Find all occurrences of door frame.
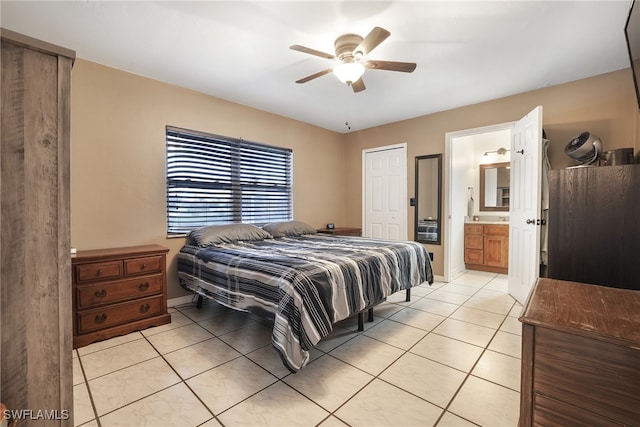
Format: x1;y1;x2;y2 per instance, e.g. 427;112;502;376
444;123;514;282
362;143;408;239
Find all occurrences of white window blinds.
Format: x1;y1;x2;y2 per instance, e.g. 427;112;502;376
166;126;293;235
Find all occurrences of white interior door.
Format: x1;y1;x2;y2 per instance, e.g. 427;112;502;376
508;106;543;304
363;144;407;240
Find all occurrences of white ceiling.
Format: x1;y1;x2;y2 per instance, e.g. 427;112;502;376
1;1;634;133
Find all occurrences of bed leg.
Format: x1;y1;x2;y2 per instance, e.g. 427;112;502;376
367;307;374;322
357;312;364;331
405;288;411;302
196;295;203;309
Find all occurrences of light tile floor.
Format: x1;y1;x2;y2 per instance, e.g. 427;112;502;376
73;271;523;427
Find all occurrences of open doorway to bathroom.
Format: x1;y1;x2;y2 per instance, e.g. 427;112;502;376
444;123;513;283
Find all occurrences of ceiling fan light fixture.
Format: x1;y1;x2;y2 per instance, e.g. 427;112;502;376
291;27;415;92
333;62;365;84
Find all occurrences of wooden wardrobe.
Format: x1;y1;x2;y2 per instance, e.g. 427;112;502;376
547;164;640;290
1;29;75;425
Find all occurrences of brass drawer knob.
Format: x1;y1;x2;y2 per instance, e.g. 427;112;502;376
95;289;107;298
138;282;150;291
141;263;147;270
96;269;103;276
140;303;151;313
95;313;107;324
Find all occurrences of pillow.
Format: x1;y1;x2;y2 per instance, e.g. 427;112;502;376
262;220;317;238
187;223;272;247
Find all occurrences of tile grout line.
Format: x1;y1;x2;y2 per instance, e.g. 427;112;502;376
377;280;487;426
140;318;221;427
307;283;456;426
75;351;103;427
78;273;519;427
276;278;505;426
432;294;519;426
80;305;225;426
376;275;516;426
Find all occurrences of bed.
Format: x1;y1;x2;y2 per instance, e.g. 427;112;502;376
177;221;433;372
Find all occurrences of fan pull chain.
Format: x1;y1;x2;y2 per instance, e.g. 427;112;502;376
344;86;352;131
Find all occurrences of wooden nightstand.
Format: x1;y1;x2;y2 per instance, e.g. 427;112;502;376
317;227;362;236
72;244;171;348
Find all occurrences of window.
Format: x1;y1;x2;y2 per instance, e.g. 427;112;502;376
166;126;293;235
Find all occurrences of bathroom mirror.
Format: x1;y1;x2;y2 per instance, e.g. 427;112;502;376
480;162;510;211
414;154;442;244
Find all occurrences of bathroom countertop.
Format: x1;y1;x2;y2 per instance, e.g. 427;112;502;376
466;221;509;225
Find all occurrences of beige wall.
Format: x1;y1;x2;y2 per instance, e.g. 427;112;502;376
344;69;639;275
70;59;347;298
71;59;638;291
636;101;640;150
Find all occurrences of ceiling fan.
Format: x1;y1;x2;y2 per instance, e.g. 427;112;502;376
290;26;416;93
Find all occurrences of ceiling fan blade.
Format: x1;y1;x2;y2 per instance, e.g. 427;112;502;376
290;44;336;60
295;68;333;84
355;27;390;56
351;78;366;93
365;60;416;73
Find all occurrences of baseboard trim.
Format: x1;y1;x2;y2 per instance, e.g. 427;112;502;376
167;295;195;308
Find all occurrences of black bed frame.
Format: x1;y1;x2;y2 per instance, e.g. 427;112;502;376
194;287;412;332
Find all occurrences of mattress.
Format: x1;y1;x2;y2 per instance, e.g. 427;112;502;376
177;234;433;372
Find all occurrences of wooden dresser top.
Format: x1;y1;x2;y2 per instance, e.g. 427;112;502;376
519;278;640;347
72;244;169;263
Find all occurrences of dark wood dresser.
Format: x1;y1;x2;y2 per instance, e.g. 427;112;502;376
548;164;640;290
317;227;362;236
519;278;640;426
72;245;171;348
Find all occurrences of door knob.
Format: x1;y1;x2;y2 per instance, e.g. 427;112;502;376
526;219;535;224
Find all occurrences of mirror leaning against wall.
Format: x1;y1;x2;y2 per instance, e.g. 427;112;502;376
415;154;442;244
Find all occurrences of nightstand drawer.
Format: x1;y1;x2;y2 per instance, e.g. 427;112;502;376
76;295;164;334
124;255;162;276
76;275;163;309
75;260;123;283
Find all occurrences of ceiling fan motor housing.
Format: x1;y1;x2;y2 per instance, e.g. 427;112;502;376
334;34;364;61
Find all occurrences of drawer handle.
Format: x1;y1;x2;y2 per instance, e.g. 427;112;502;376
141;263;147;270
140;303;150;313
94;289;107;298
95;313;107;324
138;282;150;291
96;269;103;276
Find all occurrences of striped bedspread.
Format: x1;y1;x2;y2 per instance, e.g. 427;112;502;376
177;234;433;372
